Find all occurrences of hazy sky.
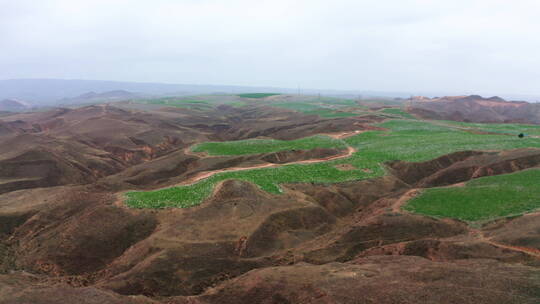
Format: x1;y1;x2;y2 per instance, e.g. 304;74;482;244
2;0;540;95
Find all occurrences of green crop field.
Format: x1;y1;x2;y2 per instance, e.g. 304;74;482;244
303;109;358;118
229;101;247;107
442;120;540;137
135;95;257;108
404;169;540;221
316;98;360;107
126;119;540;209
359;99;405;106
136;98;213;109
271;102;322;112
238;93;281;98
270;102;360;118
191;135;348;156
380;108;416;119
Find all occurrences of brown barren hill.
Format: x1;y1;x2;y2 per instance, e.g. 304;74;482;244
408;95;540;124
0;101;539;304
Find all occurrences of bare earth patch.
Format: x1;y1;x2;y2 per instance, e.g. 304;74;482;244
335;164;357;171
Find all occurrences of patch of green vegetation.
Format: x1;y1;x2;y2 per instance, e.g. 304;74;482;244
126;179;215;208
271;102;322;112
127;119;540;208
136;98;213;110
302;97;367;109
318;98;360;107
271;102;359;118
192;135;347;156
345;119;540;164
126;156;375;208
404;169;540;221
229;101;247;107
303;109;358;118
380;108;416;119
442;120;540;137
238;93;281;98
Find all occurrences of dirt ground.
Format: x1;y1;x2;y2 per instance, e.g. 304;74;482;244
0;104;539;304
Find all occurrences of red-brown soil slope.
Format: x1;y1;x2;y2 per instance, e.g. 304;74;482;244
0;104;379;194
0;104;539;303
408;95;540;124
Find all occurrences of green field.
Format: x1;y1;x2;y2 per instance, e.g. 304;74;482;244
303;109;358;118
380;108;416;119
191;135;348;156
270;102;322;112
126;119;540;209
270;101;361;118
404;169;540;221
316;98;360;107
443;120;540;136
136;98;213;110
238;93;281;98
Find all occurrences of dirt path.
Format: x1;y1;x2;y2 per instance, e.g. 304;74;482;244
183;146;208;158
469;229;540;258
324;130;365;139
179;146;357;186
391;189;421;212
323;123;388;139
390;185;540;259
486;240;540;257
184;128;368;158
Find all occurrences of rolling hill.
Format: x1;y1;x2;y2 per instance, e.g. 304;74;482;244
0;94;539;304
409;95;540;124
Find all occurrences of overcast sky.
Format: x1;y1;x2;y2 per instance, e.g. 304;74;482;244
2;0;540;96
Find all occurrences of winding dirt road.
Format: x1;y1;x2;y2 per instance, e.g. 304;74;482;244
180;146;357;186
394;187;540;259
470;229;540;258
178;129;369;186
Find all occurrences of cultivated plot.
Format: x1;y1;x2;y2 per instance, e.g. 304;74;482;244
404;169;540;222
191;135;347;156
127;119;540;208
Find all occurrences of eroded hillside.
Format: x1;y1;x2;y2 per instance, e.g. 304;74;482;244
0;95;539;304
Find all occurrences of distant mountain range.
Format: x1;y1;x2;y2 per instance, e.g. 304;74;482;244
58;90;143;105
0;79;300;106
1;79;539;110
0;79;415;107
0;99;31;112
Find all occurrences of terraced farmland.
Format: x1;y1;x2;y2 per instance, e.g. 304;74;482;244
270;102;323;112
237;93;281;98
192;135;347;156
443;120;540;136
136;98;214;109
303;109;359;118
269;101;362;118
126;119;540;208
404;169;540;221
380;108;417;119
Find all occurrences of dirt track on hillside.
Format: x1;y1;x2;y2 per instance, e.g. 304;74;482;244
395;185;540;259
176;127;368;187
179;146;357;185
469;228;540;258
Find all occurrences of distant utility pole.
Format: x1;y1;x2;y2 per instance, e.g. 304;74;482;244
406;95;413;111
297;85;301;96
